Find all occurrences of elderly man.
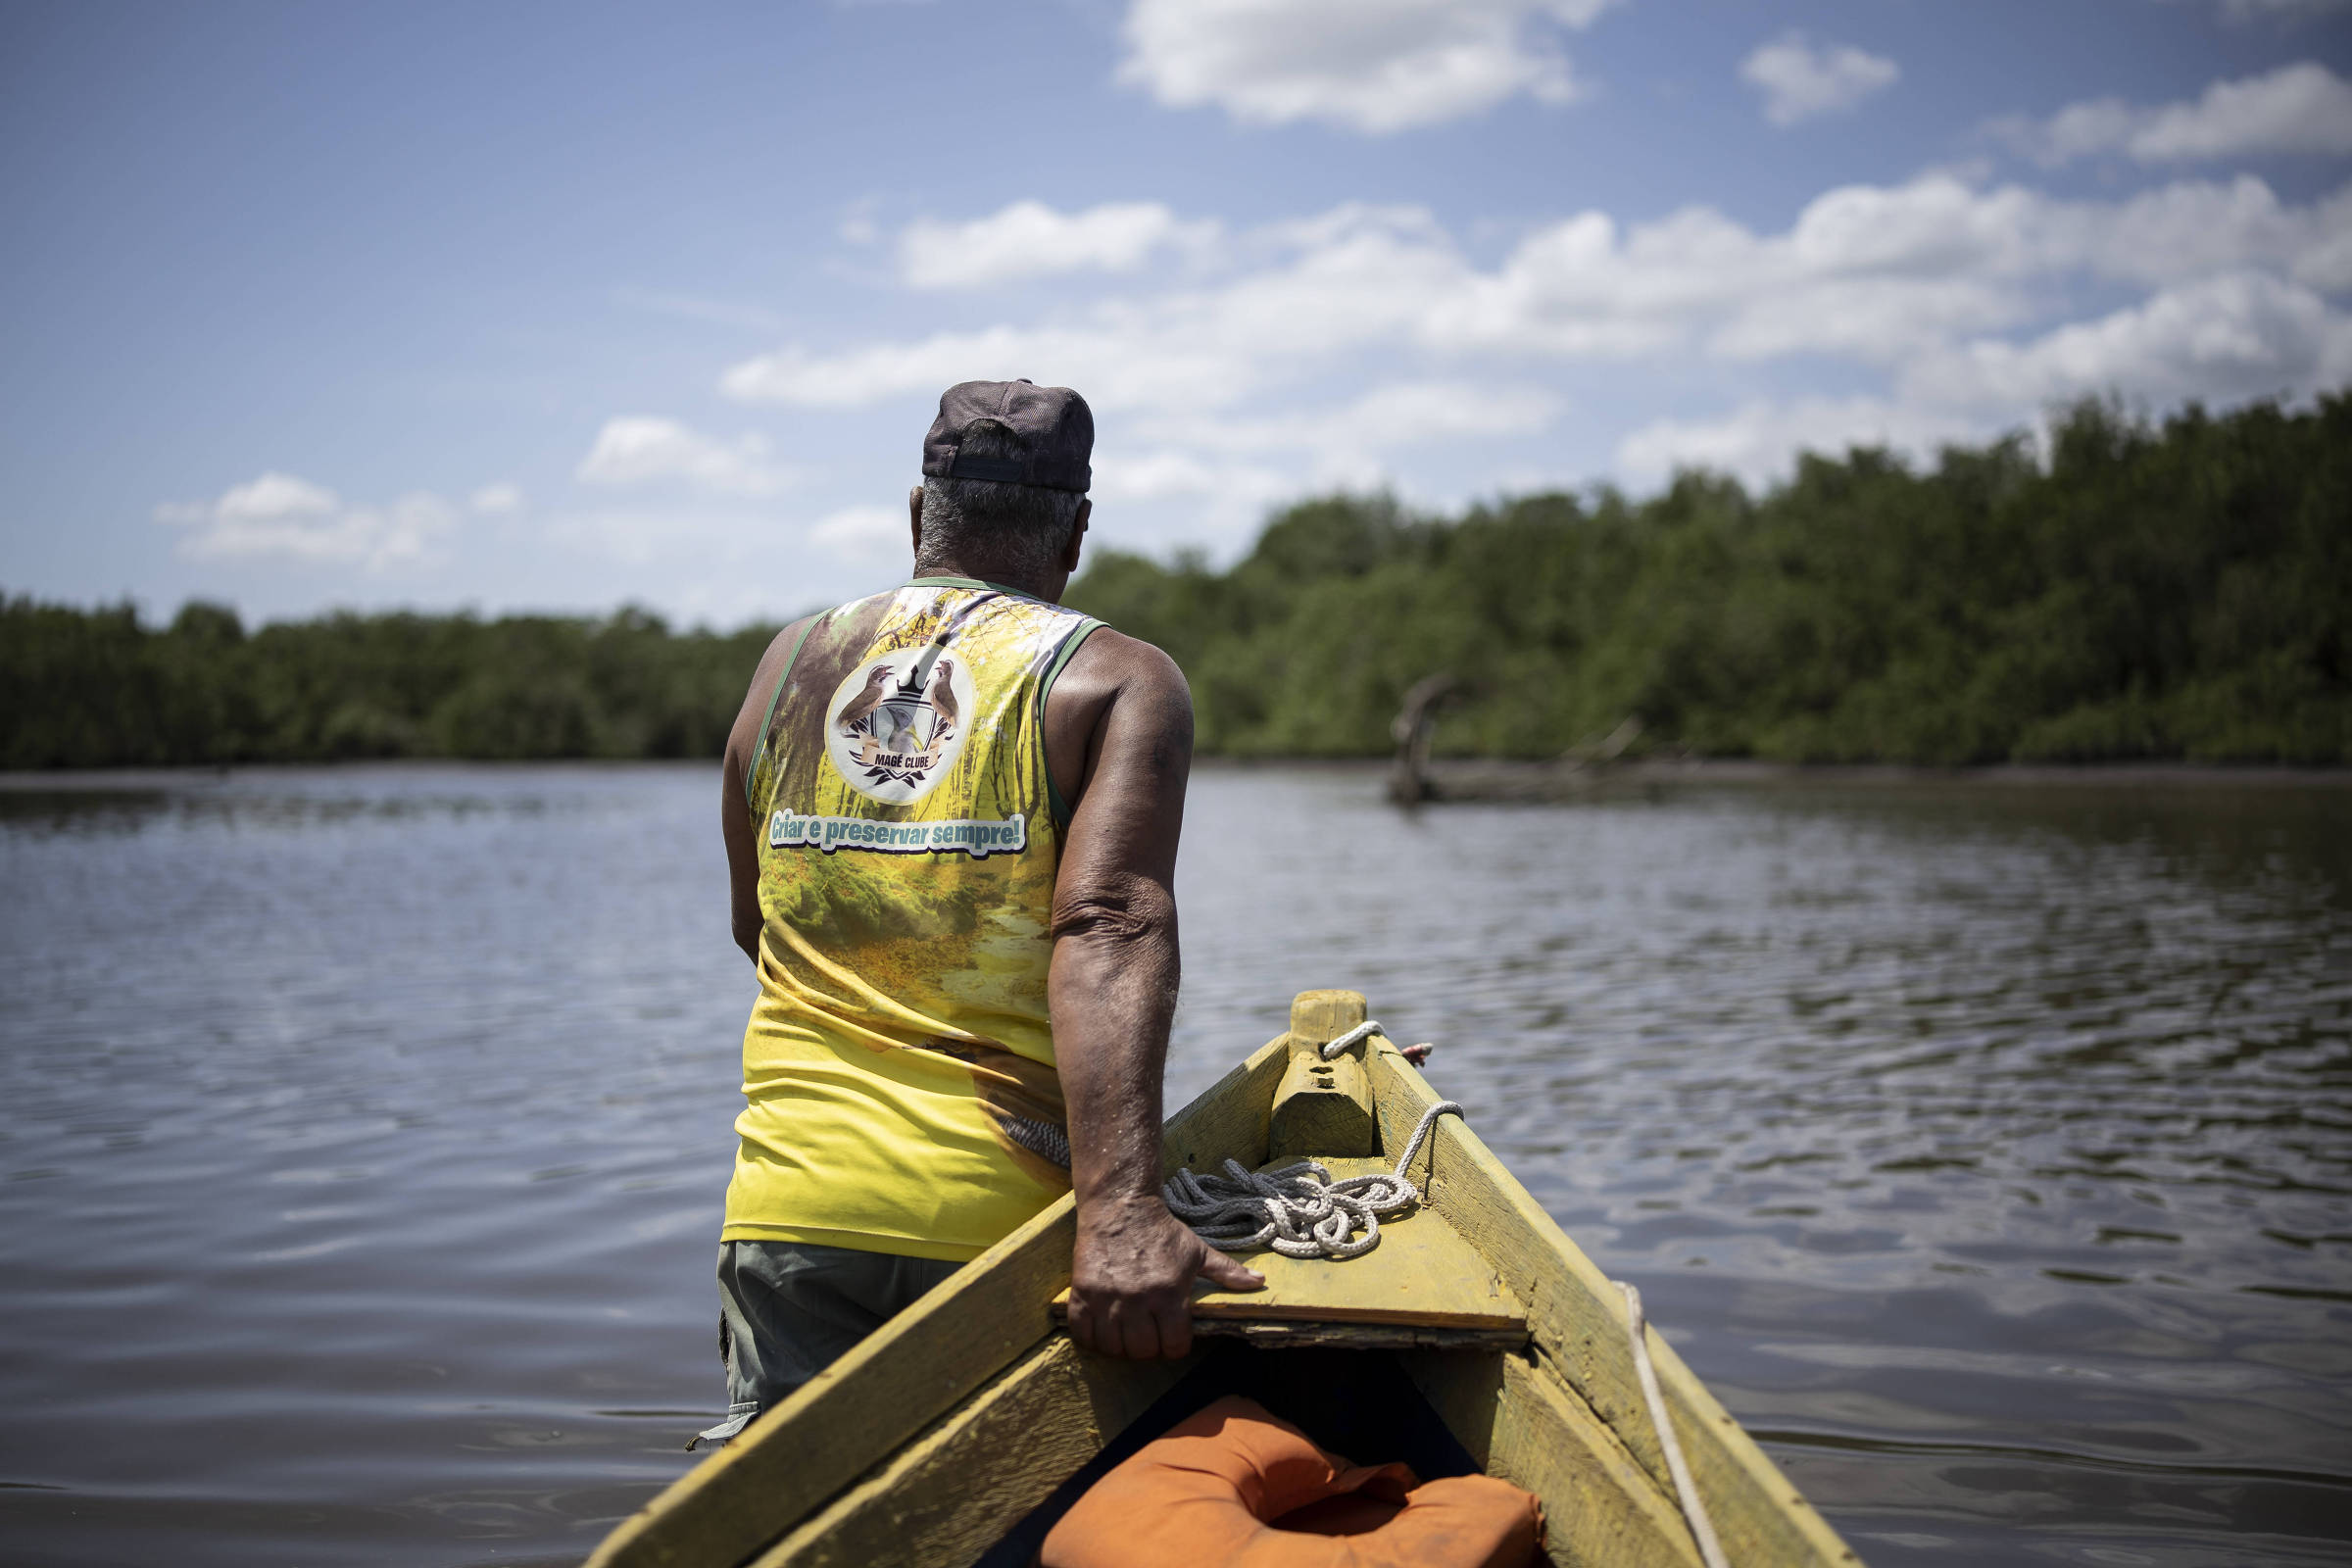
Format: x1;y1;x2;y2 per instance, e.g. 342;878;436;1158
700;380;1259;1447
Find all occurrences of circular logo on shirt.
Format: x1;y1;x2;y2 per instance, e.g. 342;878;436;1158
824;645;978;805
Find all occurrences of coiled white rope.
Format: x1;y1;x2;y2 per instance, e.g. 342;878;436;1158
1162;1099;1464;1260
1619;1281;1732;1568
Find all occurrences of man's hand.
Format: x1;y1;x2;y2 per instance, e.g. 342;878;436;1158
1067;1194;1263;1360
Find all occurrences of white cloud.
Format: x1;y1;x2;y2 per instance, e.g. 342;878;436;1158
2293;183;2352;289
1435;172;2352;364
218;471;337;526
725;205;1486;414
539;506;785;571
1088;452;1299;551
1998;62;2352;165
721;169;2350;519
575;416;794;497
1623;245;2352;488
1156;379;1557;470
1117;0;1617;133
154;472;458;570
1906;270;2352;411
724;322;1245;414
899;201;1218;289
1739;35;1900;126
1092;450;1226;502
1616;398;1981;489
840;201;881;247
469;482;524;514
1436;177;2077;363
2060;173;2344;286
726;177;2351;410
2207;0;2352;19
809;504;909;565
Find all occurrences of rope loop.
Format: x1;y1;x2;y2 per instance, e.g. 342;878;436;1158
1163;1100;1463;1261
1319;1019;1385;1059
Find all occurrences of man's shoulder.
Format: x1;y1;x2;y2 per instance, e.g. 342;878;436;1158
750;610;825;699
1058;624;1188;704
1040;624;1192;804
725;610;829;770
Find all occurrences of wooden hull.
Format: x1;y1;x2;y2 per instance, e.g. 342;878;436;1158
587;1004;1861;1568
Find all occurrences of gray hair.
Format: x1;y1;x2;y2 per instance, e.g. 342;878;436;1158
916;418;1086;582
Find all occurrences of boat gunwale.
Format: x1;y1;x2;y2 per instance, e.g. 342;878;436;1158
1360;1038;1862;1566
586;1015;1860;1568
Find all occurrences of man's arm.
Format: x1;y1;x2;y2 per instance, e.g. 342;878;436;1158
721;614;817;964
1047;630;1262;1360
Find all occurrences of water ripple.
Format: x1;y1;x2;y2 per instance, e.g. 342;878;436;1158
1;762;2346;1566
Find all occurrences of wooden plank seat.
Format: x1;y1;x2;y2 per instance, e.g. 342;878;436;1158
1052;1154;1531;1350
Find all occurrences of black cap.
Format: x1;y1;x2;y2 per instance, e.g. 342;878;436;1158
922;379;1093;493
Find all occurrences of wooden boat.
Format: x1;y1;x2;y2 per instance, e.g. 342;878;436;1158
587;990;1861;1568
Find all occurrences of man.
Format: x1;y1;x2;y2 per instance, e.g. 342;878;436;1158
700;380;1261;1447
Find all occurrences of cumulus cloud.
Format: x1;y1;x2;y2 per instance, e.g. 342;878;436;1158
1739;35;1900;126
154;472;458;569
2205;0;2352;19
1616;398;1980;489
1152;379;1558;471
538;505;787;572
1085;380;1560;509
899;201;1218;289
1086;450;1318;556
1997;62;2352;165
735;174;2348;416
1623;273;2352;485
2293;182;2352;289
1092;450;1227;502
575;416;794;497
1906;270;2352;411
808;504;909;564
723;167;2351;507
1117;0;1617;133
726;205;1492;414
469;482;524;514
724;322;1247;414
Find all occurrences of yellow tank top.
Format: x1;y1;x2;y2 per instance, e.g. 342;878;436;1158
723;577;1102;1260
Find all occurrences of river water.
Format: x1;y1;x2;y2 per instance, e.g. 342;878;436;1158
1;762;2345;1566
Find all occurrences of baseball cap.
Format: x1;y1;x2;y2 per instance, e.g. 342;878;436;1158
922;379;1093;493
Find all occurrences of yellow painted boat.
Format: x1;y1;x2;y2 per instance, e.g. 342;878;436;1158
587;990;1862;1568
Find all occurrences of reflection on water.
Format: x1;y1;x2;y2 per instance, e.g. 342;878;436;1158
1;763;2346;1566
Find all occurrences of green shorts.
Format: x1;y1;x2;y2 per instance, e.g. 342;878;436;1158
694;1240;960;1448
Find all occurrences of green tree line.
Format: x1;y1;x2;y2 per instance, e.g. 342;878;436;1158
0;603;776;768
1071;395;2351;765
4;396;2346;770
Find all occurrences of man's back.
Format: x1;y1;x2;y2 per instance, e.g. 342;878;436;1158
697;380;1258;1450
725;575;1101;1260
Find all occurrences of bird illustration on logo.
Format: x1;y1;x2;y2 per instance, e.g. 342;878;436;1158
835;664;897;738
927;659;958;741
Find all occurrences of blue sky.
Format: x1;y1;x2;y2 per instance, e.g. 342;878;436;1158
4;0;2348;627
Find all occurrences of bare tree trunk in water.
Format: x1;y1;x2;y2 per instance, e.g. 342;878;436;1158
1388;674;1459;807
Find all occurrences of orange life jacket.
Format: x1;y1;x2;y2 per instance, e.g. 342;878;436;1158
1041;1395;1544;1568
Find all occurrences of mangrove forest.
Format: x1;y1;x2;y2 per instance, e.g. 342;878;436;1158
4;396;2346;770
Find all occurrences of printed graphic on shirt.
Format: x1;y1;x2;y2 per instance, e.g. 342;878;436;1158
768;808;1026;858
822;644;978;805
